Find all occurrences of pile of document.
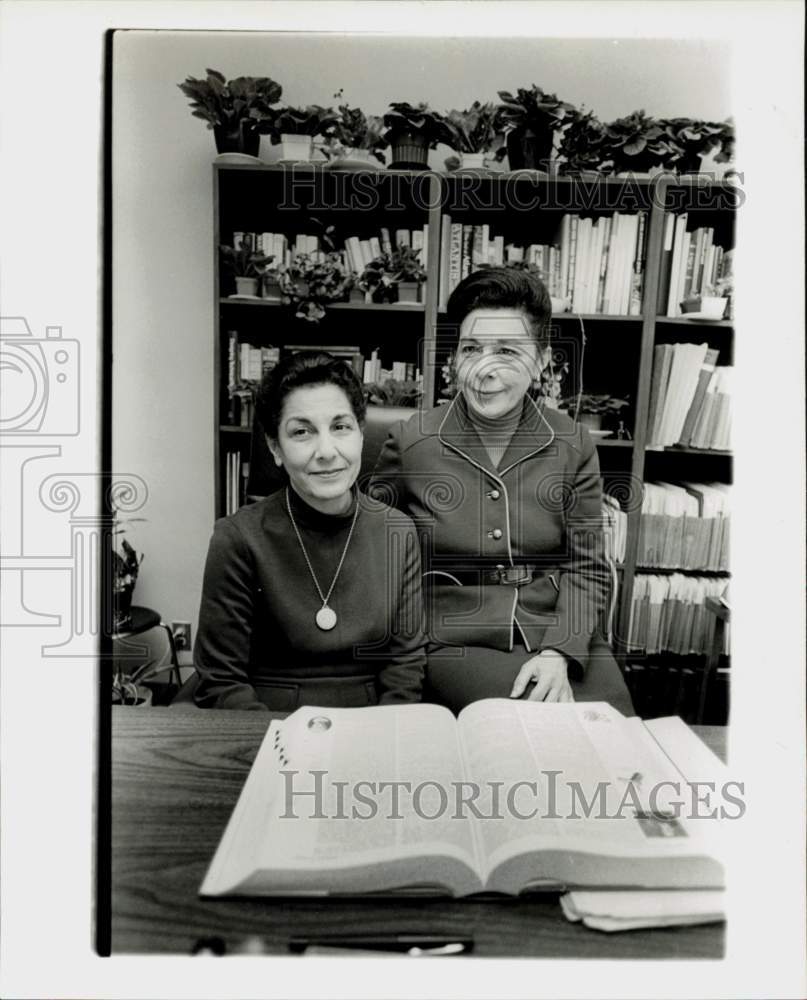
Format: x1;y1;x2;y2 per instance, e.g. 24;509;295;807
561;889;725;931
628;574;729;655
638;482;729;571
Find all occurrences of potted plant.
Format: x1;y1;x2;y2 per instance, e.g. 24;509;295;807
220;235;275;297
364;379;422;408
660;118;727;175
177;69;282;155
323;91;387;168
266;105;340;162
278;252;351;321
112;519;144;632
558;393;629;431
680;278;730;320
557;108;608;175
600;111;677;175
495;86;576;173
390;245;427;303
356;255;396;304
382;102;456;170
445;102;503;169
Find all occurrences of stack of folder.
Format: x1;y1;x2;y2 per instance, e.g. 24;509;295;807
638;482;729;571
628;574;729;655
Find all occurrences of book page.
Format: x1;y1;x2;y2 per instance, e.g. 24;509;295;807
456;700;723;891
202;704;483;895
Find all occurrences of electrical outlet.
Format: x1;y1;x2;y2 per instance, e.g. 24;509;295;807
171;621;192;651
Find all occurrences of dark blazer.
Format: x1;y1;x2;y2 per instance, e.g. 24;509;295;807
370;395;610;676
193;488;426;710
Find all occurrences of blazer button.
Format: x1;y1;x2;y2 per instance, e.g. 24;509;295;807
488;489;501;500
491;528;503;540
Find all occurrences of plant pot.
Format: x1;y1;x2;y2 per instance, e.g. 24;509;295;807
213;121;260;156
112;681;153;708
235;277;260;297
506;127;554;172
577;413;603;432
349;287;367;304
279;134;314;162
681;295;727;319
262;277;283;302
396;281;421;304
113;584;134;632
460;152;487;170
388;132;430;170
677;152;706;175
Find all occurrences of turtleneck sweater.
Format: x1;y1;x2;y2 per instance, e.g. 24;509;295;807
194;486;426;709
466;400;525;468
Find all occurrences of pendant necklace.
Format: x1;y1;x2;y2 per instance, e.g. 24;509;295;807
285;487;360;631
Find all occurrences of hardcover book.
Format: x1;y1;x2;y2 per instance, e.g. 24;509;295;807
200;700;725;898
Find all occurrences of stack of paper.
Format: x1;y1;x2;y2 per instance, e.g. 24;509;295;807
561;715;728;931
561;889;725;931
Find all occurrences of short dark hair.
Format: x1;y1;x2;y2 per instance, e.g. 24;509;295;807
256;351;367;439
446;266;552;348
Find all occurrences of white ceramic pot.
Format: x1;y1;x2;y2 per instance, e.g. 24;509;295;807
461;152;487;170
235;277;259;297
699;296;728;319
279;134;313;162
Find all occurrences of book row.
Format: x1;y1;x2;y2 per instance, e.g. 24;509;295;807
638;482;729;572
224;334;420;427
647;343;731;450
601;494;627;566
627;574;729;656
224;451;250;516
657;216;733;317
232;226;428;274
437;212;648;316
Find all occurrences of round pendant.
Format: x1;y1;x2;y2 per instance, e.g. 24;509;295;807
315;606;337;631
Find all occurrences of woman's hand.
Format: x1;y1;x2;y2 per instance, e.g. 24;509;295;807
509;649;574;702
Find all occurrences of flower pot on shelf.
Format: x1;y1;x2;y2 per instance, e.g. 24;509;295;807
460;152;487;170
396;281;421;304
349;287;367;304
388;132;430;170
235;277;260;297
213;121;260;156
680;295;727;319
279;134;314;162
262;276;283;301
506;127;554;172
577;413;603;432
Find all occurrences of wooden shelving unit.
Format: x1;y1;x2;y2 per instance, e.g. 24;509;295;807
213;165;735;703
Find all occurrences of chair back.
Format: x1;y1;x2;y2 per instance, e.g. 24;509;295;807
245;405;415;502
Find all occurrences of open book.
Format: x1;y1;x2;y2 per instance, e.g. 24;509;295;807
200;701;726;898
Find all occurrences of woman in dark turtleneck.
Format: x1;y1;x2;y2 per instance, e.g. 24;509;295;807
372;268;633;715
193;352;426;711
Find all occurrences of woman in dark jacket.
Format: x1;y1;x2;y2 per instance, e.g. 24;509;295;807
194;351;426;711
371;268;633;715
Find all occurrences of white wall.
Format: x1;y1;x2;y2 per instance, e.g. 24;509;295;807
113;30;732;631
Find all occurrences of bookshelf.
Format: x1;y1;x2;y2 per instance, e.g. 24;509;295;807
212;164;735;716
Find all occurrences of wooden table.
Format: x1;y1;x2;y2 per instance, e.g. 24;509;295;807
109;707;726;957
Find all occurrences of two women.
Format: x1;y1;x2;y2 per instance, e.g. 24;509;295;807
195;267;632;715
